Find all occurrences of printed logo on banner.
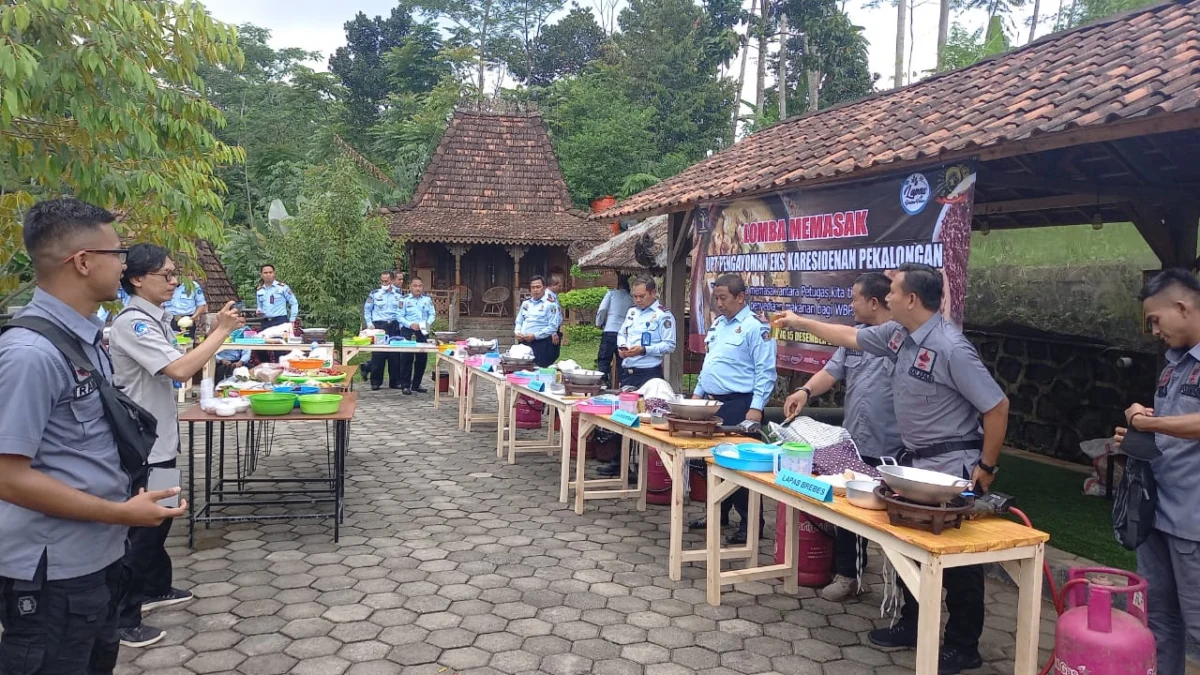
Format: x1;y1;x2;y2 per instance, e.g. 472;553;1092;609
900;173;931;215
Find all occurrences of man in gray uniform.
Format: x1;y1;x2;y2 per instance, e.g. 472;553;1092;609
109;244;243;648
1114;269;1200;675
0;199;186;674
783;272;903;602
775;263;1008;674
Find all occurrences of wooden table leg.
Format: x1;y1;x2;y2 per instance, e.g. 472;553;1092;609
667;450;687;581
495;382;507;460
558;409;575;503
507;390;519;464
747;489;762;563
706;468;724;606
574;420;590;514
433;353;441;409
635;441;648;512
465;373;475;433
782;505;799;594
915;558;944;675
1012;545;1045;675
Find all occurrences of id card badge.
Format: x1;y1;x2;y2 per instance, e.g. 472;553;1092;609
641;332;651;347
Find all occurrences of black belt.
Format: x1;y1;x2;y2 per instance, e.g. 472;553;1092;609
708;392;752;401
903;440;981;460
623;365;662;374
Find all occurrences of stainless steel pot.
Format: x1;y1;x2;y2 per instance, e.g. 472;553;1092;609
876;456;973;505
563;369;604;385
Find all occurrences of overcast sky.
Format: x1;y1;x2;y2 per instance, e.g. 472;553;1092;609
200;0;1043;104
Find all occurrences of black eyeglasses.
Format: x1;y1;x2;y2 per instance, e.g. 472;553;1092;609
63;249;129;264
144;270;180;282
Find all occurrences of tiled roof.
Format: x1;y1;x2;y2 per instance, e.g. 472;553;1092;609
577;216;670;272
596;0;1200;220
386;109;611;247
196;240;239;305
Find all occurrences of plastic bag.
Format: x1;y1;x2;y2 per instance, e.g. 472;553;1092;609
250;364;283;383
637;378;676;400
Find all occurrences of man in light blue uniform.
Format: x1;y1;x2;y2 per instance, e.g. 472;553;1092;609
96;287;130;323
364;271;405;390
1115;269;1200;675
595;276;633;387
254;264;298;363
688;274;777;545
515;275;562;368
215;329;251;383
397;277;436;395
163;280;206;339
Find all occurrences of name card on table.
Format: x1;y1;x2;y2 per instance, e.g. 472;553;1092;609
610;409;640;428
528;380;546;392
775;470;834;502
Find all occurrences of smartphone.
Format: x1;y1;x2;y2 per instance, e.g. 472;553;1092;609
147;468;182;508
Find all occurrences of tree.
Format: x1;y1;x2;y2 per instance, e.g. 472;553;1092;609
767;0;875;114
518;5;607;86
938;16;1010;70
0;0;245;303
267;159;400;347
543;72;658;204
328;7;417;132
414;0;519;99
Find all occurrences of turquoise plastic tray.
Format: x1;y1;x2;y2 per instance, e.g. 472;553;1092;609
712;444;777;473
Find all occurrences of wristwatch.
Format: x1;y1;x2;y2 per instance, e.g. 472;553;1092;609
795;386;812;398
976;461;999;476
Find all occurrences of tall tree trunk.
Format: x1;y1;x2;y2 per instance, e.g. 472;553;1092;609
778;13;788;120
801;33;819;112
1028;0;1041;42
755;0;768;124
894;0;906;88
477;0;491;99
908;0;915;82
936;0;950;70
730;2;751;141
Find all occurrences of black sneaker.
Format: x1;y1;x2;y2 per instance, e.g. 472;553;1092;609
142;588;193;613
868;624;918;649
688;516;730;530
119;624;166;648
402;388;412;395
939;646;983;674
413;387;428;394
371;384;381;391
596;461;621;477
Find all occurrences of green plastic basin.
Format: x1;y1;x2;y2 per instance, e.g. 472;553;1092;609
298;394;343;415
249;393;297;416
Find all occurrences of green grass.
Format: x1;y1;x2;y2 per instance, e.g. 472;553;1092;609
558;337;600;370
970;222;1160;268
993;454;1135;570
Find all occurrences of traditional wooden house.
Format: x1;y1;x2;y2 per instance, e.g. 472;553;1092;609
382;104;610;325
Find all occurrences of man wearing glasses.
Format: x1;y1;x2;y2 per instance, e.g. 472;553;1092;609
108;244;243;648
0;199;186;674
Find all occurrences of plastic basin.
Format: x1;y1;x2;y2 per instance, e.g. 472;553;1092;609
274;385;319;407
712;444;776;472
249;393;297;416
299;394;343;415
577;403;616;414
289;358;324;371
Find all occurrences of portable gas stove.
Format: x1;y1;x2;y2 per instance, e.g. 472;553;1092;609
875;484;974;535
563;382;603;397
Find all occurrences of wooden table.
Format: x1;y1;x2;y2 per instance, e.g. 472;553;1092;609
462;363;509;456
202;341;336;381
434;353;468;423
180;393;358;544
705;461;1050;675
500;381;578;478
574;414;739;581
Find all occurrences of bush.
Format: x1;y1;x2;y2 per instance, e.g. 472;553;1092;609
564;324;601;343
559;286;608;311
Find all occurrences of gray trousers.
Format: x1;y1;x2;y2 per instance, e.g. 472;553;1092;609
1138;529;1200;675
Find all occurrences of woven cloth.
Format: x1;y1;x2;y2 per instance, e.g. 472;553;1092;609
777;417;881;478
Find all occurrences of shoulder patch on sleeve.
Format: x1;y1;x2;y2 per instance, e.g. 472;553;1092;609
761;329;770;341
133;321;150;337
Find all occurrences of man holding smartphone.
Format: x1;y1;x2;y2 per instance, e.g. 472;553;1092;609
0;200;186;675
109;244;244;648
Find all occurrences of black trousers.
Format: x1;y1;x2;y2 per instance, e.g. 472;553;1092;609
834;455;883;578
258;316;289;363
369;321;402;388
117;459;175;630
0;555;122;675
396;328;429;389
618;365;663;390
528;337;556;369
705;392;757;526
549;331;562;363
596;332;619;385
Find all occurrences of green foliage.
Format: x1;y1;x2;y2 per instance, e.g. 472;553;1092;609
328;8;418;132
769;0;877;115
938;17;1011;71
569;264;601;280
220;225;270;308
619;173;662;199
518;5;607;86
1055;0;1157;29
0;0;245;292
266;159;400;344
558;286;609;311
563;323;602;344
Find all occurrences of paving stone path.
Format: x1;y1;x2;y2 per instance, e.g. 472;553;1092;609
111;386;1057;675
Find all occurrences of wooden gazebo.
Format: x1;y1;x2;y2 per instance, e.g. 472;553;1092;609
383;102;610;325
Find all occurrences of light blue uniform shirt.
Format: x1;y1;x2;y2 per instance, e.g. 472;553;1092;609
256;280;299;320
596;289;634;333
400;294;436;330
617;301;677;369
515;296;562;340
364;287;405;325
164;283;206;317
695;306;777;410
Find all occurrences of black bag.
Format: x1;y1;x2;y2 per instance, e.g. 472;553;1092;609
1112;455;1157;550
3;316;157;490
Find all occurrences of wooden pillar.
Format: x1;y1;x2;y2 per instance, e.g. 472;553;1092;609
1132;203;1200;269
1165;207;1199;269
507;246;527;317
662;210;693;390
447;245;469;330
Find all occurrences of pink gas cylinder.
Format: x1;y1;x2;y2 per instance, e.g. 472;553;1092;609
514;395;544;429
773;502;835;587
646;448;672;505
1053;568;1156;675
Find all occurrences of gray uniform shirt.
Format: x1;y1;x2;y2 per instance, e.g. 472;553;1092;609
858;315;1005;475
110;295;183;464
0;288;129;581
1151;344;1200;542
822;325;903;459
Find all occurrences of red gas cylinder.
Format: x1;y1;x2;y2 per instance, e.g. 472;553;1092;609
646;448;672;505
1054;568;1156;675
514;396;543;429
689;463;707;503
774;502;835;587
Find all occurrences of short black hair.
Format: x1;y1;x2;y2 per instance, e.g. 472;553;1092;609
22;198;116;264
550;273;564;284
380;270;394;279
261;263;275;272
713;274;746;296
631;274;656;292
530;275;546;286
122;243;170;295
894;263;942;311
854;272;890;307
1139;268;1200;301
616;274;630;291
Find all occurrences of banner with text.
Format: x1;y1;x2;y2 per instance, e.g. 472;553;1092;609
688;162;977;373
